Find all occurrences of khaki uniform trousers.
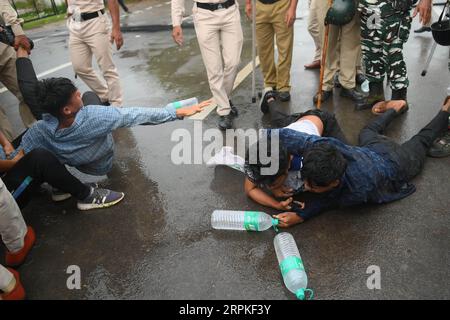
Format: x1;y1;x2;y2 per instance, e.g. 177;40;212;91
68;14;123;106
307;0;328;62
0;178;26;291
192;3;243;116
322;12;361;91
256;0;293;92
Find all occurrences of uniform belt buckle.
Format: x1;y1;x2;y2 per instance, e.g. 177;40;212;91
217;3;223;9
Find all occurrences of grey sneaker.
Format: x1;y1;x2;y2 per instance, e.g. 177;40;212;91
77;187;125;211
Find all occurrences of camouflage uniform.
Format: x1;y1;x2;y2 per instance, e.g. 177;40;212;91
358;0;414;90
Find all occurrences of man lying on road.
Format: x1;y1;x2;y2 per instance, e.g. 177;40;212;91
244;91;348;212
246;98;450;227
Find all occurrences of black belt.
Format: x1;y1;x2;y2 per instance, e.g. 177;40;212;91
196;0;235;11
258;0;279;4
80;9;105;22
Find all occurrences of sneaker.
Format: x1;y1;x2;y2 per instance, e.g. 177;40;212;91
51;188;72;202
0;269;25;300
5;226;36;267
428;131;450;158
77;187;125;211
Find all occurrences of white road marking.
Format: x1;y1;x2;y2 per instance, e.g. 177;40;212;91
0;62;73;94
189;57;260;120
146;6;153;10
32;37;46;43
134;10;143;14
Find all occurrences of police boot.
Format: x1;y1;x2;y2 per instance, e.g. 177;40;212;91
355;81;384;111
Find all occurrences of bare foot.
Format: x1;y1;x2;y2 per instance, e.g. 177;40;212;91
372;100;407;114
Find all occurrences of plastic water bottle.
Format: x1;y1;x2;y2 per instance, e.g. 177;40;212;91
166;97;198;109
211;210;278;231
361;79;370;93
274;232;313;300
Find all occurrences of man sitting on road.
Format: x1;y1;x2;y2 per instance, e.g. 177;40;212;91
246;97;450;227
4;47;210;178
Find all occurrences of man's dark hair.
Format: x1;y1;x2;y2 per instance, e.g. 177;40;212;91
244;136;290;186
36;77;77;118
301;143;347;187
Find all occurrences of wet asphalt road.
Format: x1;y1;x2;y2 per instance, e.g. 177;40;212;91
0;0;449;300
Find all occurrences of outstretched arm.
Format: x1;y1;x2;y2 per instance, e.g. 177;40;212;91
81;100;210;137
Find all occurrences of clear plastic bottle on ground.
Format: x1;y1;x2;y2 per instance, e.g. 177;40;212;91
274;232;313;300
211;210;278;231
166;97;198;109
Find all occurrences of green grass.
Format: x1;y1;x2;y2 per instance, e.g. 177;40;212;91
23;13;66;30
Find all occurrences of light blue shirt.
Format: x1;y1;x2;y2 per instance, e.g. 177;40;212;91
0;105;178;175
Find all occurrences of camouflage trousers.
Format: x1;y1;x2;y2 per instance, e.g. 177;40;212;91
359;3;412;90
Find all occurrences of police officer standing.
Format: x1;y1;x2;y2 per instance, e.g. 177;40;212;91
67;0;124;106
358;0;432;109
0;0;35;140
172;0;243;130
245;0;298;104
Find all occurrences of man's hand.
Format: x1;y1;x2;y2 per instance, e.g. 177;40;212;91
3;141;15;158
273;211;304;228
413;0;432;25
285;6;296;27
14;35;32;54
272;185;294;198
172;26;183;46
176;99;212;117
277;197;293;211
245;1;252;20
110;27;123;50
11;149;24;163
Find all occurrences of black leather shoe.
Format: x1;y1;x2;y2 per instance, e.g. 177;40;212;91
278;91;291;102
218;114;234;130
340;87;365;102
313;90;333;104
